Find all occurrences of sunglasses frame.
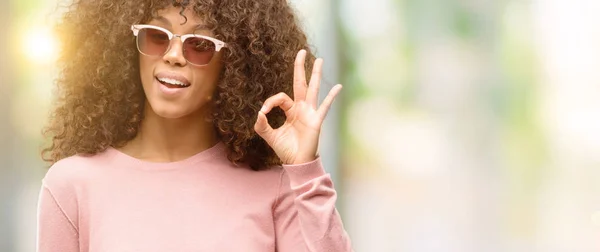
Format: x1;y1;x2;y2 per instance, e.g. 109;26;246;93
131;24;227;66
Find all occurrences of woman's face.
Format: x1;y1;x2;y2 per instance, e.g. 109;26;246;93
138;6;223;119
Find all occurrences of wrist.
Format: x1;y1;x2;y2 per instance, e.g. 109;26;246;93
284;154;319;165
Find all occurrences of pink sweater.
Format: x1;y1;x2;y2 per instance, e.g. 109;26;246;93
37;142;353;252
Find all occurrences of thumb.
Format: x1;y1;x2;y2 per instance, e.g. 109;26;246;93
254;111;274;142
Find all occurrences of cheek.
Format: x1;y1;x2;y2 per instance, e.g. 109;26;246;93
139;56;154;83
199;56;224;87
191;61;223;92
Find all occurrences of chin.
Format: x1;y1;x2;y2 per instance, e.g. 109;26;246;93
147;97;211;120
147;101;192;119
154;110;188;119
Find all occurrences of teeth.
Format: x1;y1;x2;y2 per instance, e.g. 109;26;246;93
158;77;188;86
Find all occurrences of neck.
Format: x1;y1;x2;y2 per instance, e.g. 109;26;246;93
121;102;218;162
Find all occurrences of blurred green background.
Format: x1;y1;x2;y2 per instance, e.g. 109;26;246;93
3;0;600;251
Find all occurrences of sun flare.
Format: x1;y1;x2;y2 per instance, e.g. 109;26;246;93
23;27;59;64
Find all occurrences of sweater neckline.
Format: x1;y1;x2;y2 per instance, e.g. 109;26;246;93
105;141;226;170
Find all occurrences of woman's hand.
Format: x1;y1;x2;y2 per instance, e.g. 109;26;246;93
254;50;342;165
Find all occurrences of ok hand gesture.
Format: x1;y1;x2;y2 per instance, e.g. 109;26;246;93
254;50;342;165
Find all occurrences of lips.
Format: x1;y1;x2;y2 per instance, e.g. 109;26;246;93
155;73;191;88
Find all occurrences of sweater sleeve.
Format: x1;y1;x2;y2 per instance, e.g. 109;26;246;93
273;157;353;252
37;181;80;252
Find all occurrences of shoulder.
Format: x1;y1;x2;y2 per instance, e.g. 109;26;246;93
212;157;287;196
43;150;112;192
219;157;329;194
226;160;286;186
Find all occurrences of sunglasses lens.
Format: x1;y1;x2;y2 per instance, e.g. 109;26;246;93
183;37;216;65
135;27;218;65
137;28;170;56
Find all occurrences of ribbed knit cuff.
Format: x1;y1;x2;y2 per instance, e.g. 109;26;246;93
282;157;327;187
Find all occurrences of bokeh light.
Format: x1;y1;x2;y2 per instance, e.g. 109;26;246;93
22;26;59;65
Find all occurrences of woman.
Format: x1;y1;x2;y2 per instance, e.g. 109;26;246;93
37;0;352;251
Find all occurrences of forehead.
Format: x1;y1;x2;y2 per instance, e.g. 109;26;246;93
152;6;205;29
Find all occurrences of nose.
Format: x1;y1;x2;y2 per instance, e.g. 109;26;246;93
162;36;187;66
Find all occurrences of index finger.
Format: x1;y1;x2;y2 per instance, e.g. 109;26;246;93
293;49;307;101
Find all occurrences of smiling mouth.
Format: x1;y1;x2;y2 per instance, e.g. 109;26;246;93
156;77;191;88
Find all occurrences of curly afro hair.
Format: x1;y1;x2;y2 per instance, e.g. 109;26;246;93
42;0;316;170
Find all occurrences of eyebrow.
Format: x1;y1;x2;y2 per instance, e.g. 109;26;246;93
154;16;209;32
